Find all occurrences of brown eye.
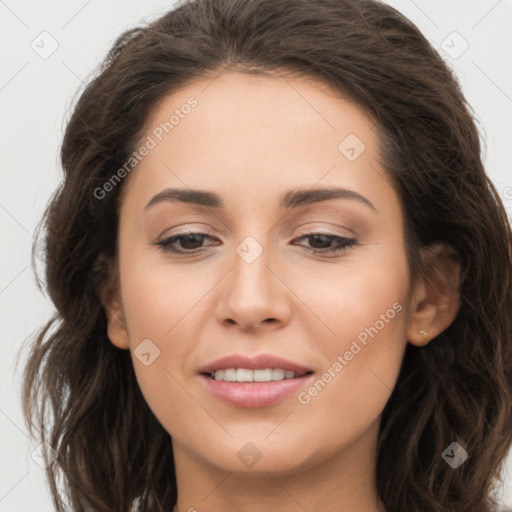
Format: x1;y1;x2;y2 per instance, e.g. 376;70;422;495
293;233;357;255
156;232;217;254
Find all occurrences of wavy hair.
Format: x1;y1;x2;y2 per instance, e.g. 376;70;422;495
22;0;512;510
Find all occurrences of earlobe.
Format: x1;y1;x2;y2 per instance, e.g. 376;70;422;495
407;243;461;347
96;257;130;350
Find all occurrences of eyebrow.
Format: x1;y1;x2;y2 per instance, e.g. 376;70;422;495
145;186;377;212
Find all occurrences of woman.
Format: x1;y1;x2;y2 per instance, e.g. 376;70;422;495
22;0;512;511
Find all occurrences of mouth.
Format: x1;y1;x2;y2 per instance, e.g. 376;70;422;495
203;368;314;382
197;353;315;408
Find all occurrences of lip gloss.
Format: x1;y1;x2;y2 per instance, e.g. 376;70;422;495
200;373;314;408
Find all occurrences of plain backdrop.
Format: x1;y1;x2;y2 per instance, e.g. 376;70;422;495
1;0;511;510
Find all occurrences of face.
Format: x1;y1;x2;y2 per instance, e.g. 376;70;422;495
107;71;422;477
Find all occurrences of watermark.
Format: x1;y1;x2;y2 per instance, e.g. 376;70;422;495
237;442;263;468
442;442;468;468
235;236;264;264
297;301;403;405
338;133;366;162
93;96;198;200
440;31;469;60
30;31;59;59
31;441;58;469
134;338;161;366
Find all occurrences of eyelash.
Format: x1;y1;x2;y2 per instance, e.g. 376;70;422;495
155;231;357;256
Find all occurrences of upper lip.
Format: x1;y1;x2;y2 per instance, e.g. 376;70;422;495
198;353;313;375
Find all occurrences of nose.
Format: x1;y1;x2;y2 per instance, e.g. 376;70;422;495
214;237;292;333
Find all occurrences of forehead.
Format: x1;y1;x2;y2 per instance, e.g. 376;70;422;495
144;70;377;158
121;71;397;218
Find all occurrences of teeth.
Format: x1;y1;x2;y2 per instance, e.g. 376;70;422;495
236;368;253;382
224;369;236;381
272;368;285;380
212;368;300;382
254;369;272;382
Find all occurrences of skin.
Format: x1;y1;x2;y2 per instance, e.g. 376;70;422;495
105;71;460;512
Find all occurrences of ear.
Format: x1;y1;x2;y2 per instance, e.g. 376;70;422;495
407;243;461;347
104;290;130;350
96;255;130;350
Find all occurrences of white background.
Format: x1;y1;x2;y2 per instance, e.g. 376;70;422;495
1;0;511;510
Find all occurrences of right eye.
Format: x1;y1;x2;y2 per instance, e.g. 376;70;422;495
155;232;218;254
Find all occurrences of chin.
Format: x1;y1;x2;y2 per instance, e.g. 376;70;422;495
197;438;321;476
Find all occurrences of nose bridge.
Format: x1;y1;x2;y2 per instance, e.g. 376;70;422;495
231;209;276;282
231;230;276;301
214;225;291;330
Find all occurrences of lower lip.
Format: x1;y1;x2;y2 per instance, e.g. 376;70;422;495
200;373;314;408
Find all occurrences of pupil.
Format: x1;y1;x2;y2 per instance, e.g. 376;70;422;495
181;234;203;249
310;234;330;249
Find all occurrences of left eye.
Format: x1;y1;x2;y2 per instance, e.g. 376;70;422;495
155;232;357;255
294;233;357;254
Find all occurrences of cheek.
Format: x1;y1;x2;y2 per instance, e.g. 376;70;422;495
116;245;205;420
287;261;409;455
290;243;410;346
119;243;206;339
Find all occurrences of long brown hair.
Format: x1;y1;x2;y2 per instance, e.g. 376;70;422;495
22;0;512;510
